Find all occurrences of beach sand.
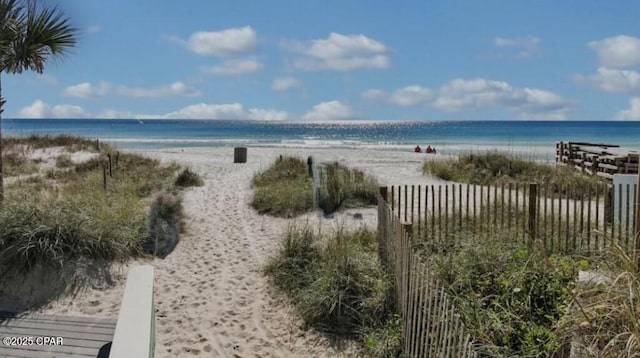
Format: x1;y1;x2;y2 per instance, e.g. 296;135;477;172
37;147;444;357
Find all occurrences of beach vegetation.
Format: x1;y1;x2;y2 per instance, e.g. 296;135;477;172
317;162;379;215
266;225;402;357
0;0;78;200
250;156;314;217
0;135;188;278
556;240;640;357
55;154;73;168
418;224;588;356
423;151;606;198
174;167;204;187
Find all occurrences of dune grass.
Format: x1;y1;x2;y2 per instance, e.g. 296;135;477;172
556;240;640;357
174;167;204;187
317;162;379;215
266;224;402;357
423;151;607;199
251;156;314;218
0;135;192;276
416;219;590;356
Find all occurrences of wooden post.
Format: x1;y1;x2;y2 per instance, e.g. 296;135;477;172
636;173;640;270
605;184;613;225
103;163;107;190
378;186;389;270
307;156;313;177
96;139;100;152
108;153;113;177
528;183;538;247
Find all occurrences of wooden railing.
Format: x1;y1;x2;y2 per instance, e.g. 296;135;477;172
109;265;155;358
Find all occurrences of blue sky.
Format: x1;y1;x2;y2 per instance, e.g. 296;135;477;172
4;0;640;121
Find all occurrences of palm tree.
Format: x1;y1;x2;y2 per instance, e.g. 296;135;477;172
0;0;77;201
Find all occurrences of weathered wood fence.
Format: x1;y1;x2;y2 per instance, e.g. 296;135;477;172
378;189;479;357
378;181;640;356
556;141;639;179
387;182;637;254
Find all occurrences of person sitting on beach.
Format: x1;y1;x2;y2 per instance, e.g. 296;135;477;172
426;145;432;154
414;145;422;153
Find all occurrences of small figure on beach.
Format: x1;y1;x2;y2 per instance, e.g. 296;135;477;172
414;145;422;153
426;145;432;154
432;147;437;154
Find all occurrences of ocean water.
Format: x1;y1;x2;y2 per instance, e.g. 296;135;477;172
4;119;640;161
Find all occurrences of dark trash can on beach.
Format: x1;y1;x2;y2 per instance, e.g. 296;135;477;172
234;147;247;163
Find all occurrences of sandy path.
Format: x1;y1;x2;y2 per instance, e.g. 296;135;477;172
44;147;415;357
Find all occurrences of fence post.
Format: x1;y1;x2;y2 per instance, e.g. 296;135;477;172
96;139;100;152
108;153;113;177
528;183;538;248
636;177;640;270
378;187;389;270
605;185;613;225
103;163;107;190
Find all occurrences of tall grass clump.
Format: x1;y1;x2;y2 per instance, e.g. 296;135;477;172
174;167;204;187
556;240;640;356
420;228;589;356
3;134;102;152
266;226;401;356
145;191;183;258
317;162;378;215
251;156;314;217
423;151;606;198
0;138;184;277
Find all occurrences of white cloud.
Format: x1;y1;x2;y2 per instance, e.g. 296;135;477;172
282;32;390;71
204;59;263;75
388;85;433;106
247;108;289;121
434;79;572;118
363;78;573;119
160;103;244;120
271;77;302;91
175;26;257;56
494;36;541;58
19;100;88;118
65;81;111;98
65;81;200;98
19;100;49;118
616;97;640;120
302;100;356;121
588;35;640;68
574;67;640;93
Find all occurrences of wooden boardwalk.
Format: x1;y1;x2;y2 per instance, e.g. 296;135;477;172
0;311;116;358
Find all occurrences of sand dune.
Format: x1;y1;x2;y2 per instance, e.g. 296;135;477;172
40;147;441;357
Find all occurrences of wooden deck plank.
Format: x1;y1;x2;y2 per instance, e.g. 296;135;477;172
0;327;113;343
0;312;117;326
0;312;114;358
0;320;116;335
0;343;110;357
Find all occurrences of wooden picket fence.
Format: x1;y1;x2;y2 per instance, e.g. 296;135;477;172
378;190;479;357
377;182;639;357
387;182;637;254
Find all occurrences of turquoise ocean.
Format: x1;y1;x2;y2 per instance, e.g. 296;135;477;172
4;119;640;161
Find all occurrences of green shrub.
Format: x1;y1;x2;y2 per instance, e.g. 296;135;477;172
422;228;589;356
145;191;183;258
266;226;400;354
174;167;204;187
251;156;314;217
317;162;378;215
265;224;320;294
0;137;181;278
423;151;607;199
